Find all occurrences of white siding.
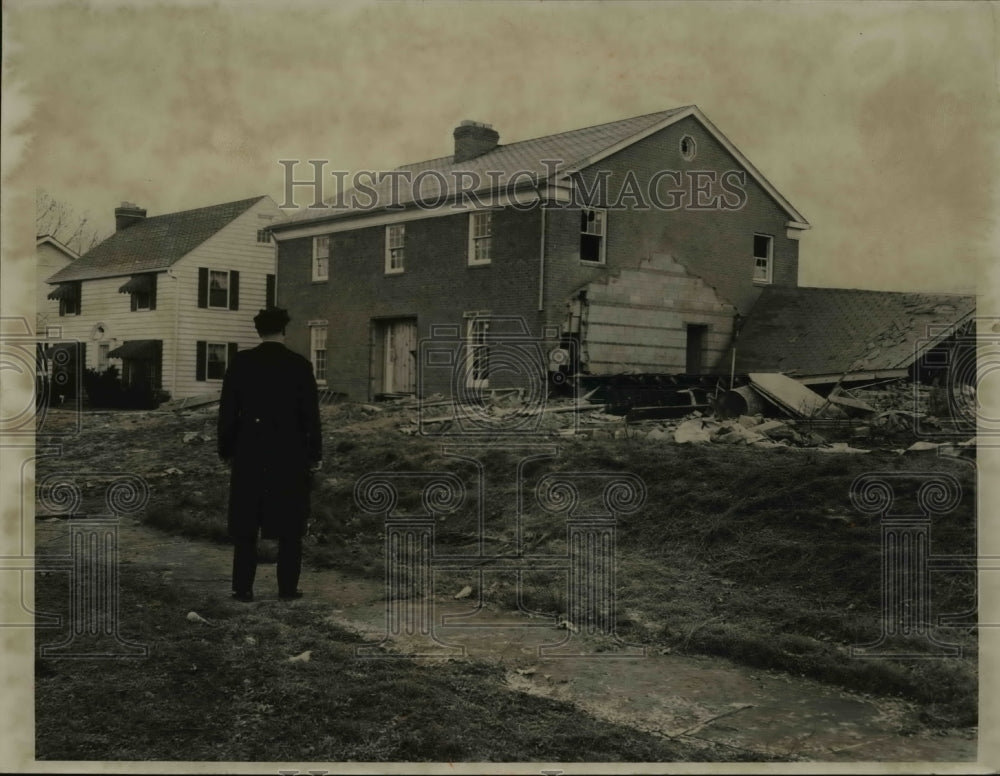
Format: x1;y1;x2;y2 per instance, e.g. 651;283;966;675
580;253;736;374
49;197;281;399
169;198;280;398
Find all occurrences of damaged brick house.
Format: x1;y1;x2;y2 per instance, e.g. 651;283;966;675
44;196;281;401
269;105;810;400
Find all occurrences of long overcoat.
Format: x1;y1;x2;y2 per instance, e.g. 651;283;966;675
217;341;322;540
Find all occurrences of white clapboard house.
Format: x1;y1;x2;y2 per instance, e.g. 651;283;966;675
44;196;282;400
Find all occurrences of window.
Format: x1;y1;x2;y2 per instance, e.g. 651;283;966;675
198;268;240;310
196;341;238;381
753;234;773;283
257;229;272;243
466;316;490;388
51;282;81;316
310;323;328;383
198;267;240;310
580;208;606;263
468;211;493;265
680;135;697;161
133;291;151;310
209;271;229;307
312;236;329;281
385;224;405;274
206;344;228;380
60;296;80;317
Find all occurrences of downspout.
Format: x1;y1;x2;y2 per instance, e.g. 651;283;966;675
167;269;180;398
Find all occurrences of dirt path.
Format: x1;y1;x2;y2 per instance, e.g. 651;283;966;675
59;516;975;763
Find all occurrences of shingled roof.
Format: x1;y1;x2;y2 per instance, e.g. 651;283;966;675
46;196;267;283
734;286;976;381
274;105;807;229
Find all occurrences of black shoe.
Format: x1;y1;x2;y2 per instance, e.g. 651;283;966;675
279;590;303;600
232;591;254;603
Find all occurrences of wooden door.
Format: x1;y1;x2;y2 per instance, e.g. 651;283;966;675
382;319;417;394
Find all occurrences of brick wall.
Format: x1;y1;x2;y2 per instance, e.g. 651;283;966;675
542;115;800;324
277;207;545;399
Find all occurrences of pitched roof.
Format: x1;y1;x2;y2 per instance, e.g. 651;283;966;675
36;234;80;260
46;196;267;283
273;105;807;230
734;286;976;379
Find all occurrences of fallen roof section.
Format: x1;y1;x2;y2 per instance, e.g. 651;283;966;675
734;286;976;382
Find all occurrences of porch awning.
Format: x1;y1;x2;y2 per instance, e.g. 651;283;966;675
118;274;155;294
108;339;161;360
46;282;78;301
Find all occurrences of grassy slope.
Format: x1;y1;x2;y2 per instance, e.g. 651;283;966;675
39;403;978;729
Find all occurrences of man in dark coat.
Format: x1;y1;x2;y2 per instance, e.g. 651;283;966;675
218;307;322;601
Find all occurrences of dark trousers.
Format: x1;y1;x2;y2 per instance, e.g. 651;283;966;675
232;534;302;596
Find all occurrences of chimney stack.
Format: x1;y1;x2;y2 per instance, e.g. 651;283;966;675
114;201;146;231
453;120;499;163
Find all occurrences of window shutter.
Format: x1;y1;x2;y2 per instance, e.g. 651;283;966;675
227;342;238;371
197;268;208;308
149;275;157;310
229;271;240;310
59;299;65;317
196;341;206;381
130;292;137;312
76;282;82;315
266;274;276;308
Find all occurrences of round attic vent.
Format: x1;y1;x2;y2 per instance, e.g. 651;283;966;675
680;135;697;161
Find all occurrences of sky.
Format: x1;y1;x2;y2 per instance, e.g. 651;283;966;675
2;1;997;299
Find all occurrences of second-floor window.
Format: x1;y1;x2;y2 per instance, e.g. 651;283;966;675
469;211;493;265
753;234;773;283
313;235;329;281
310;323;328;383
580;208;606;264
198;268;240;310
385;224;405;274
49;282;81;316
120;273;157;311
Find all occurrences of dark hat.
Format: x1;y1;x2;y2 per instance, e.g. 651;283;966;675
253;307;291;336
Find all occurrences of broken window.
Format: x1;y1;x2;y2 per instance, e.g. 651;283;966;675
580;208;606;263
469;211;493;265
385;224;405;274
313;236;329;281
310;324;328;383
753;234;772;283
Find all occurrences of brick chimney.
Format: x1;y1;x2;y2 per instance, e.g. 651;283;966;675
453;120;499;163
114;201;146;231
